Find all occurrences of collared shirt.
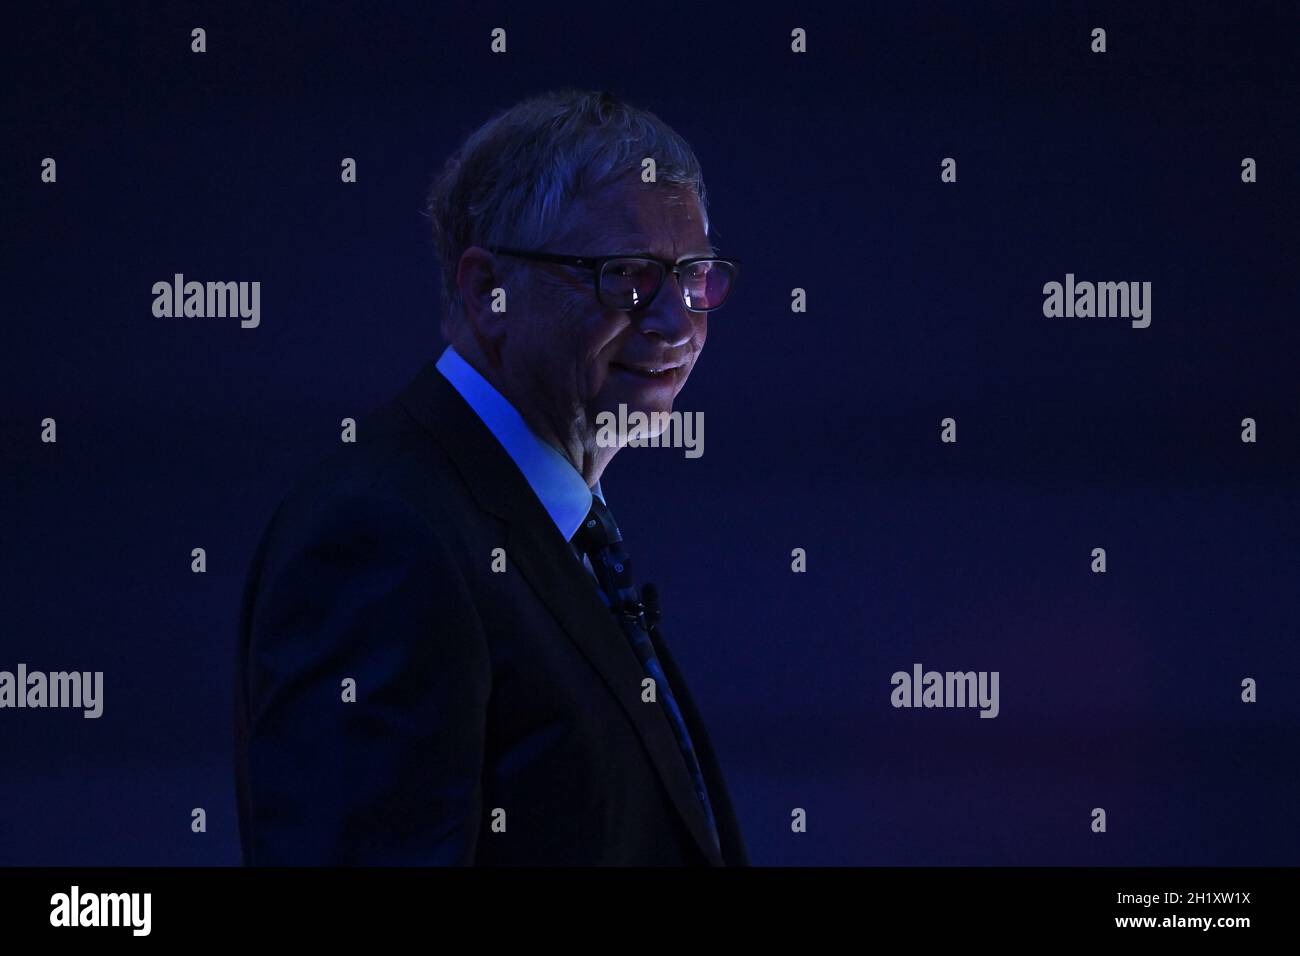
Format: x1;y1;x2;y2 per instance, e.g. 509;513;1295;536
435;345;604;561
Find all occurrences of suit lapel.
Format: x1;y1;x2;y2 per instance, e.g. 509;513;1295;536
396;359;725;865
649;626;750;866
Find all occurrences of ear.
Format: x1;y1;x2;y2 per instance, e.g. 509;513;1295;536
457;246;512;345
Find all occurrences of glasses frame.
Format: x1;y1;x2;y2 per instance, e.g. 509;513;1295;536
486;246;740;313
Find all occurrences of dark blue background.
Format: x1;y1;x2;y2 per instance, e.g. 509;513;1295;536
4;0;1298;865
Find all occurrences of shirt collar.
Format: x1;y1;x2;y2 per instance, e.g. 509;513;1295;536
435;344;604;542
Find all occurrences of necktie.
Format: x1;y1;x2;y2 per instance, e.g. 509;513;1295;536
571;496;721;854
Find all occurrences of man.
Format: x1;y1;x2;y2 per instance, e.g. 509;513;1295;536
234;89;746;865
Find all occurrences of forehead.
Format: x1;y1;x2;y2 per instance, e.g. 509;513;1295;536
559;175;709;257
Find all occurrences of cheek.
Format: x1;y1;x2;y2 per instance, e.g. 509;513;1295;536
585;339;619;398
532;289;588;369
561;318;618;400
687;316;708;363
582;318;632;381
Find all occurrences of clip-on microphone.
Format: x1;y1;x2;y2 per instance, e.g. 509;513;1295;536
639;582;662;634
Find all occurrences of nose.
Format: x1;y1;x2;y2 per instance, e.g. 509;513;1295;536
636;272;698;347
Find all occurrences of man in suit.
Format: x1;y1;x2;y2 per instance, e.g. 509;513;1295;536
234;89;748;865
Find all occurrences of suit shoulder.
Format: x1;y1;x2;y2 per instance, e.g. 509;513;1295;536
244;395;484;588
279;395;467;518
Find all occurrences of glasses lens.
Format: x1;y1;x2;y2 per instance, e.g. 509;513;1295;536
681;260;736;311
600;258;665;310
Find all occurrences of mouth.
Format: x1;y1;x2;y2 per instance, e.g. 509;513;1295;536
609;361;684;381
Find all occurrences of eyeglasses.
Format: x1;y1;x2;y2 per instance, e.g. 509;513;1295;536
487;246;740;313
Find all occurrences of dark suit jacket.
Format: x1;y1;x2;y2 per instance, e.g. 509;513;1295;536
234;358;749;865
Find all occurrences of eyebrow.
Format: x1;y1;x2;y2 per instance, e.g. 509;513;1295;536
577;227;717;260
609;249;719;262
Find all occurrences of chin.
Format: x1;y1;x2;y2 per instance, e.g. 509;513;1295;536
604;364;688;407
590;386;680;445
610;385;679;415
594;397;672;424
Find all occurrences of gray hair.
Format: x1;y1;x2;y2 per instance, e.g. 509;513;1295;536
426;88;712;337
